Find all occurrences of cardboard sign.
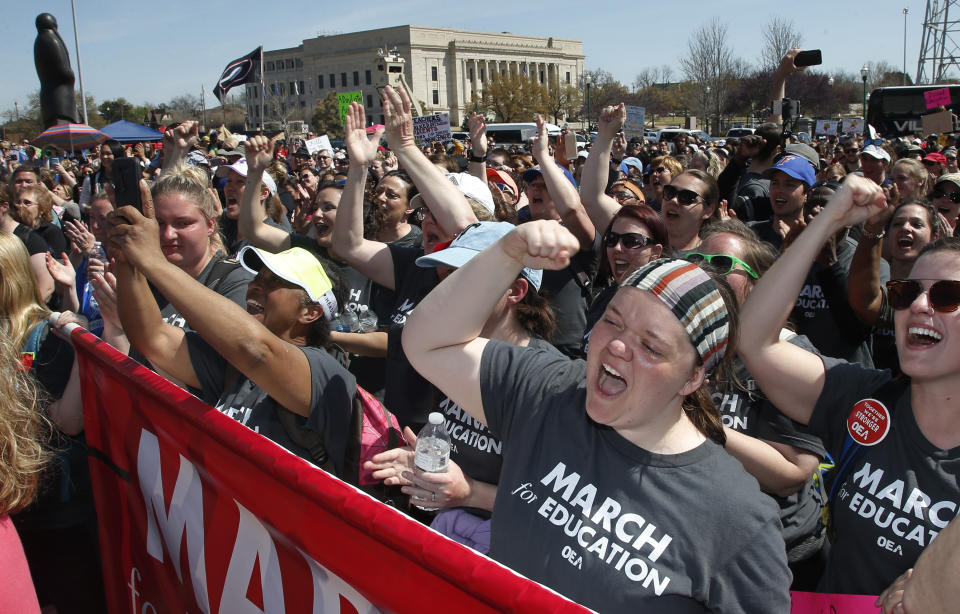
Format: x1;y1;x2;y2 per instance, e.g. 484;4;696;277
841;118;864;134
922;110;954;135
305;135;332;155
624;105;646;138
924;87;952;109
815;120;837;136
337;91;363;124
412;112;452;143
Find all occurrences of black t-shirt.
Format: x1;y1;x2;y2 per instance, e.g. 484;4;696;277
390;225;423;250
791;237;885;367
36;223;67;257
734;172;771;223
581;284;617;356
289;235;386;395
808;360;960;596
12;223;52;256
382;244;440;429
433;336;561;487
714;333;827;558
478;340;792;613
187;334;356;474
538;230;601;356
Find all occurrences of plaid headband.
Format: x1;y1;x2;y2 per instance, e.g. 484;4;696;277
621;258;729;372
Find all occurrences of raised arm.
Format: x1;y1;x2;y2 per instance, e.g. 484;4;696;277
330;102;396;289
466;112;488;183
110;204;315;416
531;114;595;249
848;205;896;325
580;104;627;234
237;135;293;253
723;431;821;498
769;49;804;128
738;175;887;424
160;121;199;174
402;220;580;425
382;86;476;235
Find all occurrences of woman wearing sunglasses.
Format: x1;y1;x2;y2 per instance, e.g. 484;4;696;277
930;173;960;233
401;219;791;612
739;174;960;596
660;170;720;254
686;221;830;588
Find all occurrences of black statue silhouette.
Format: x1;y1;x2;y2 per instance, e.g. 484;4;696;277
34;13;78;128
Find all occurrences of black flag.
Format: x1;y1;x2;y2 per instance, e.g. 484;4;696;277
214;47;262;103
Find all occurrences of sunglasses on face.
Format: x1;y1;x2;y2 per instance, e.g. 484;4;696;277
609;191;639;202
685;252;759;279
603;230;653;249
662;184;703;206
886;279;960;312
931;188;960;203
844;148;860;154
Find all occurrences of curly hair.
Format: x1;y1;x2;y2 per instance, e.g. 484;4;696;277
0;328;50;515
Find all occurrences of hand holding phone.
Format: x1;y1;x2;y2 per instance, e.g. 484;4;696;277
794;49;822;68
113;158;143;213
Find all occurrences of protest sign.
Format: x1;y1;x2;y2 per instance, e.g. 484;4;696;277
841;118;864;134
789;591;880;613
922;110;954;135
924;87;952;109
74;327;588;613
815;120;837;136
305;135;332;155
412;112;452;143
624;105;646;139
338;91;363;124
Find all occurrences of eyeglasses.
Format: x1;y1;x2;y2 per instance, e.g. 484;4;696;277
650;166;668;174
662;184;703;206
844;148;860;154
931;188;960;203
603;230;653;249
685;252;759;279
886;279;960;312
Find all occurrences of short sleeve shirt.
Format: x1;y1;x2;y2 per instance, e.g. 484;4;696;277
808;360;960;595
478;340;792;613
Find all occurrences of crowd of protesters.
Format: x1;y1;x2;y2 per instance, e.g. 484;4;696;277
1;47;959;612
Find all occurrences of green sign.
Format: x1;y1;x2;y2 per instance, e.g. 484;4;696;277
338;91;363;124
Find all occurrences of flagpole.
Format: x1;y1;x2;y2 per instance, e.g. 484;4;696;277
259;45;265;133
70;0;88;124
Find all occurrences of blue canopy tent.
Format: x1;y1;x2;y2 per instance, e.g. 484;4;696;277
100;120;163;143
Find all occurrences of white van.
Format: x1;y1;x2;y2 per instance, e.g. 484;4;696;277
485;122;561;146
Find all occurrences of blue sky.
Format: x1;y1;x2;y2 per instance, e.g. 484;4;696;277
3;0;925;119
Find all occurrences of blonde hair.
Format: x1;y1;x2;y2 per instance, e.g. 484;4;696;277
151;165;225;254
0;232;51;349
0;328;50;514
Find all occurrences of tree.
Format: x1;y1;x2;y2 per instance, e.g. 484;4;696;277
760;17;803;71
680;19;747;134
310;91;343;139
167;94;201;113
632;65;674;92
543;85;583;124
479;71;548;122
98;98;135;123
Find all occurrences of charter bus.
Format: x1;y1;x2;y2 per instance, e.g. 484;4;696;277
866;85;960;137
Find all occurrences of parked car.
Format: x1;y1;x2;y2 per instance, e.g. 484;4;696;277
725;128;756;138
485;122;561;146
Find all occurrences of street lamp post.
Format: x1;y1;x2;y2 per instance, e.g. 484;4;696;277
903;8;909;86
705;85;711;133
861;66;869;123
586;82;592;132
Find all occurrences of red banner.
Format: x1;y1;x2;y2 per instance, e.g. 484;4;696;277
74;328;588;613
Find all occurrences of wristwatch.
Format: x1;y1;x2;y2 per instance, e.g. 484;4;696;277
467;152;486;163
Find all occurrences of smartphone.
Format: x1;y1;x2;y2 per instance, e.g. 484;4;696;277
113;157;143;213
794;49;822;68
564;132;579;161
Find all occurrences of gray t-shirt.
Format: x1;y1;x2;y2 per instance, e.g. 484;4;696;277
187;335;356;475
809;360;960;596
478;340;792;613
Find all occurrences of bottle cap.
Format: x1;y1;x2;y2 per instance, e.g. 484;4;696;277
428;412;444;425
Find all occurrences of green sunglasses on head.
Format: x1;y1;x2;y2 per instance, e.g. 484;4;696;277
684;252;759;279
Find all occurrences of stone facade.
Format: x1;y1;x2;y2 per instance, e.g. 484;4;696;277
246;25;584;128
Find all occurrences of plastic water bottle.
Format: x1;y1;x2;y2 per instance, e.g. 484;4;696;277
413;412;451;511
92;241;108;261
331;309;359;333
357;307;378;333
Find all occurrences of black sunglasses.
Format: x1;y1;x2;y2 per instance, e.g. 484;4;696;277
603;230;653;249
886;279;960;312
662;184;703;206
931;188;960;203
